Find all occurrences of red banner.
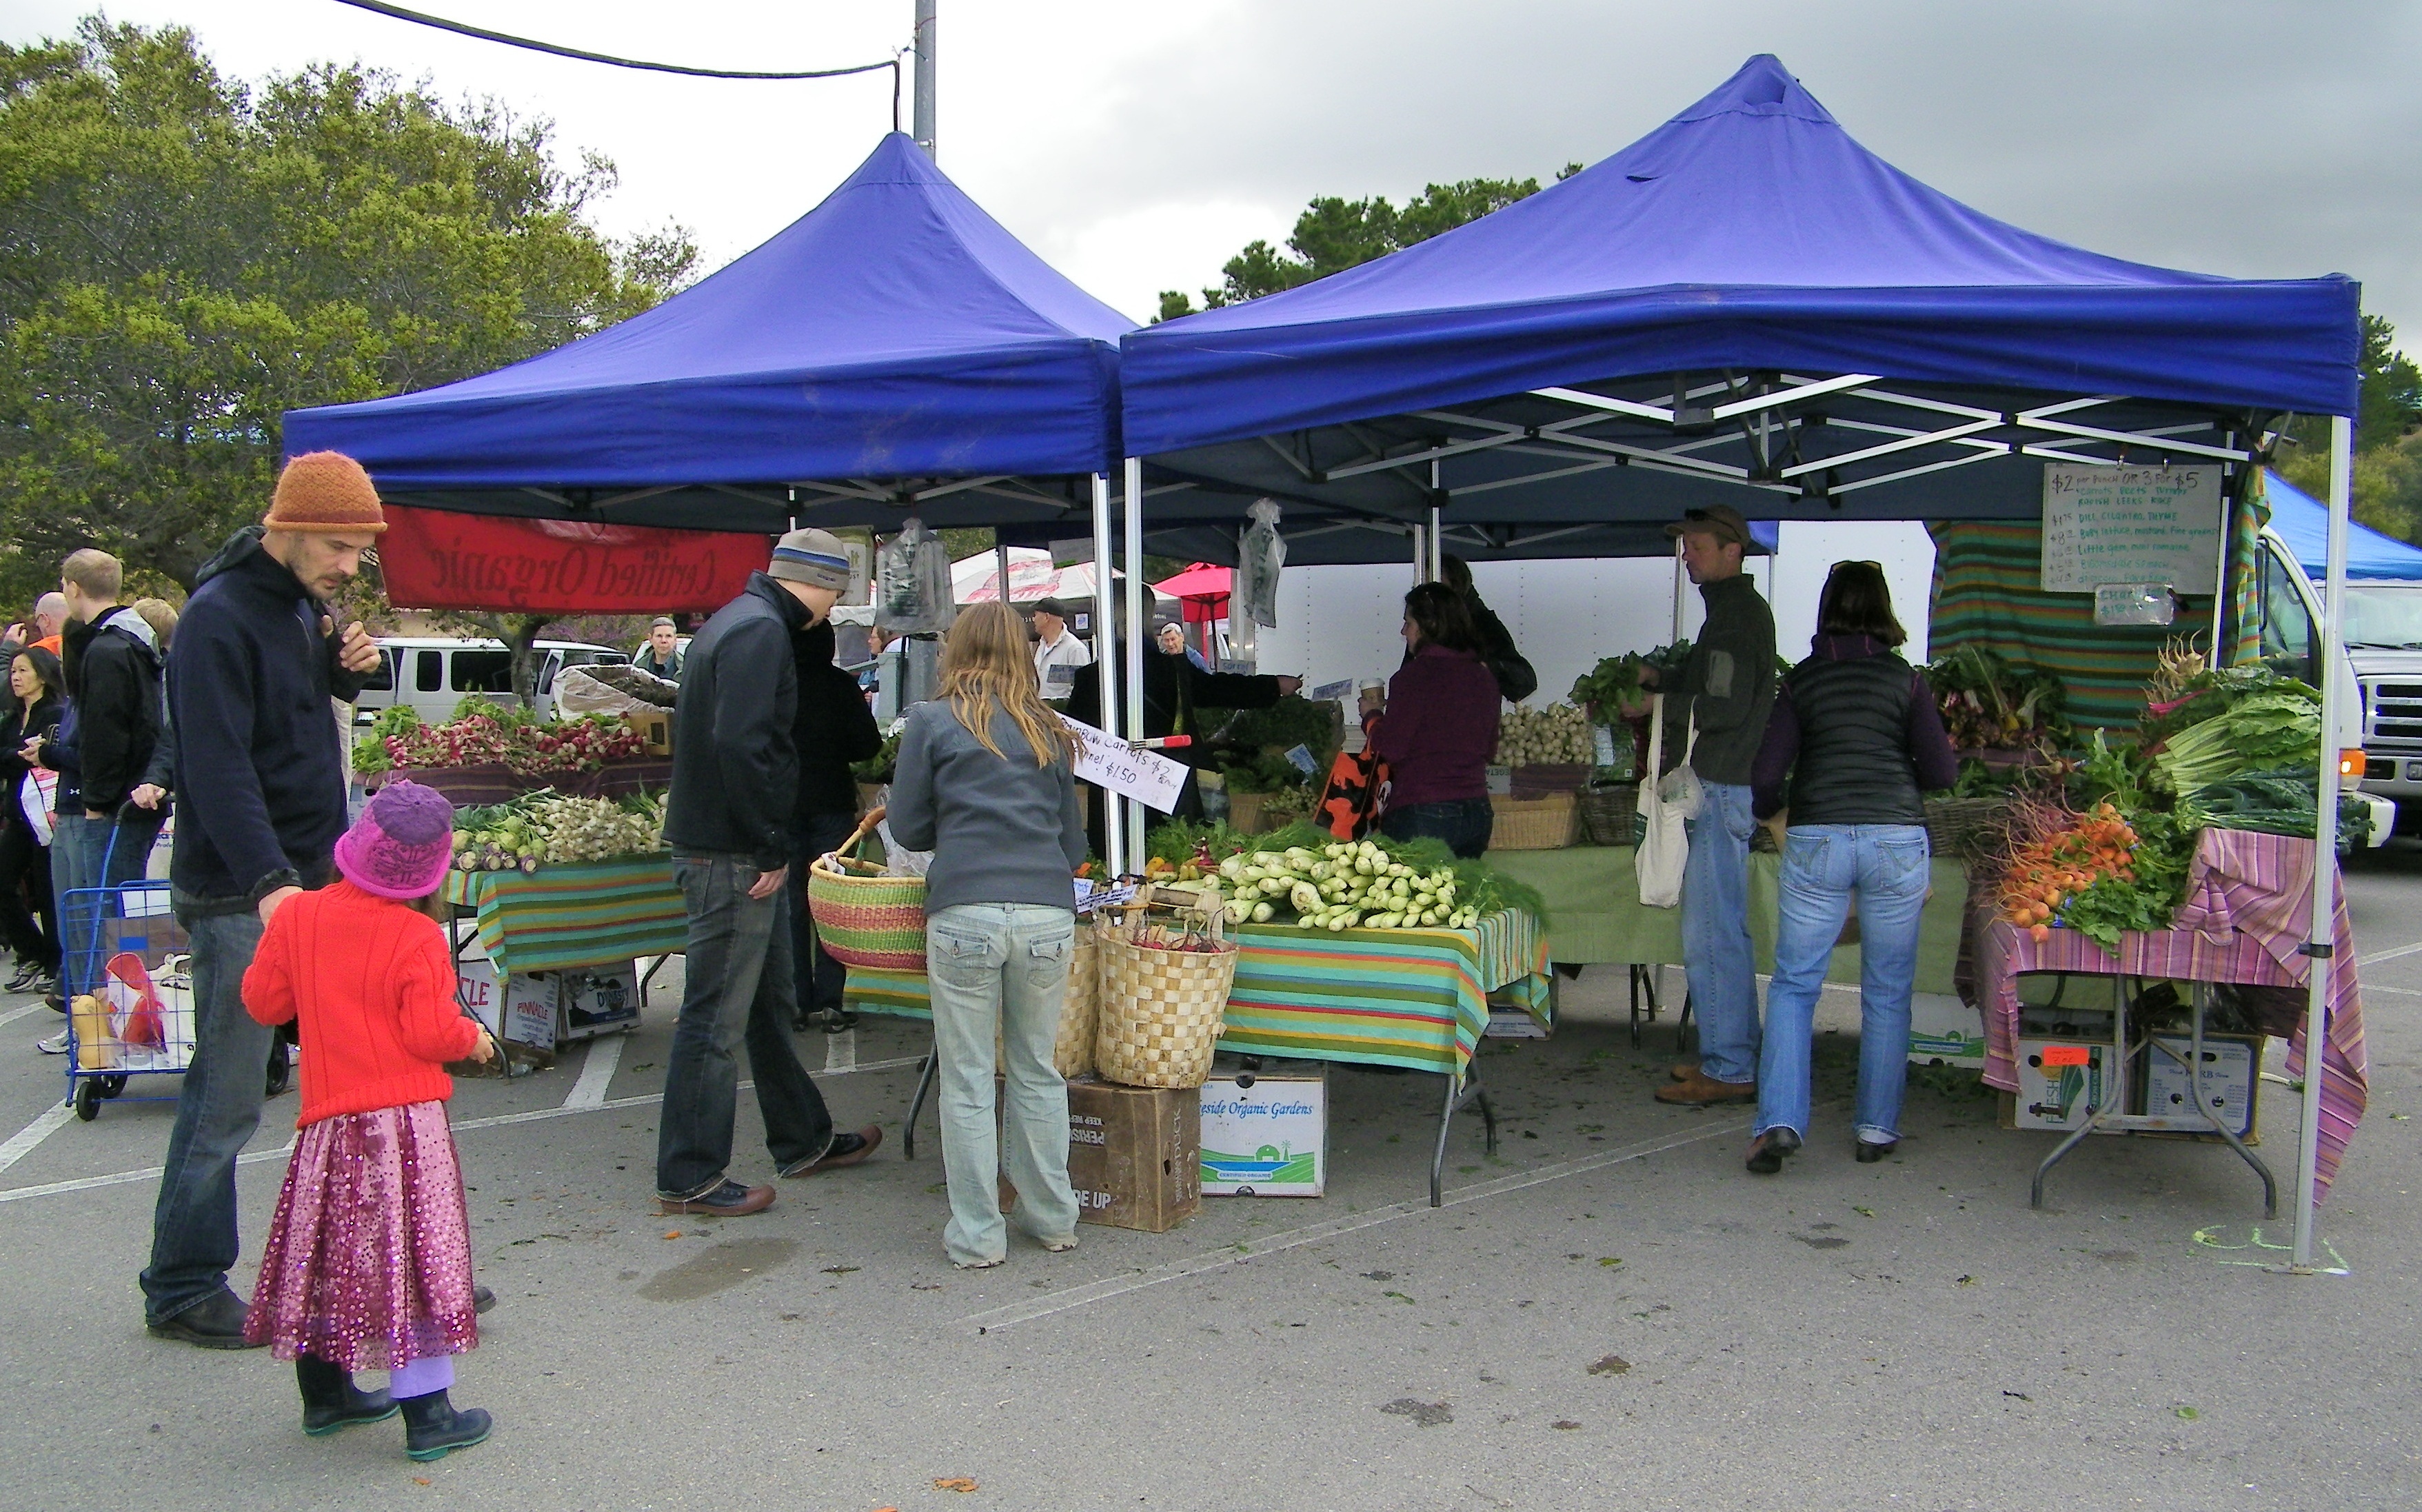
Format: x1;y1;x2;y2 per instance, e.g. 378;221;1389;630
378;506;769;614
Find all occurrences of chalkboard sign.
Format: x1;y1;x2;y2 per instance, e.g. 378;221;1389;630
2039;464;2223;594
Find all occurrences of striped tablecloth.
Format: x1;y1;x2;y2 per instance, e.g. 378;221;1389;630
846;907;1551;1076
1977;829;2367;1202
443;856;687;976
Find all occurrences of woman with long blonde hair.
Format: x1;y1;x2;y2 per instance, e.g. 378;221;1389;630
886;600;1087;1269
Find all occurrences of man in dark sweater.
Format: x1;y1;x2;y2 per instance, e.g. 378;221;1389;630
143;453;387;1347
656;528;881;1218
1640;505;1777;1108
785;616;882;1029
59;549;169;888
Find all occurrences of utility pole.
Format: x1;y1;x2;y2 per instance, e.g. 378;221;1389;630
912;0;936;159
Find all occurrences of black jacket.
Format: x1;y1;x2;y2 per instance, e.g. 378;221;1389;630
1465;592;1537;704
791;618;882;820
1;692;62;825
663;573;805;869
168;529;376;914
70;605;164;814
1064;651;1283;763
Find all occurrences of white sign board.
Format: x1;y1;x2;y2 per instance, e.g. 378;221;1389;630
1058;714;1190;814
2039;464;2223;593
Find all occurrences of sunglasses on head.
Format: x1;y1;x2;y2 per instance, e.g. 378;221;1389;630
1828;559;1884;574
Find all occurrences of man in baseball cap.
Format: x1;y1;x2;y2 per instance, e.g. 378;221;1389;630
1029;594;1090;698
1644;502;1777;1110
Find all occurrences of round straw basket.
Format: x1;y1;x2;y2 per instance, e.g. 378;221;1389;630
805;809;927;971
1922;795;2007;858
1093;907;1235;1089
996;927;1100;1079
1577;783;1638;847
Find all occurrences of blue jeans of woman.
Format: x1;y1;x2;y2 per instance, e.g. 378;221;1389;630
925;903;1080;1267
1380;796;1494;858
1755;824;1930;1147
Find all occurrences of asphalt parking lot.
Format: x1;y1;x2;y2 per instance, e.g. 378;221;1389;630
1;843;2416;1511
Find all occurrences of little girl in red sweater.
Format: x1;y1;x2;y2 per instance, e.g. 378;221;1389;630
241;780;501;1462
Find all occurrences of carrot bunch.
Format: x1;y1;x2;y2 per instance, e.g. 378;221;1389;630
1998;801;2138;942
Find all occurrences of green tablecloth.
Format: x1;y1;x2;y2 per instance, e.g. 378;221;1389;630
1482;845;1968;997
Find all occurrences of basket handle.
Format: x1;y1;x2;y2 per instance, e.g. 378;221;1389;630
837;806;885;862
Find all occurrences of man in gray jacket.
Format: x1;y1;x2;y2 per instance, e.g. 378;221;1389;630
655;528;882;1217
1641;506;1777;1107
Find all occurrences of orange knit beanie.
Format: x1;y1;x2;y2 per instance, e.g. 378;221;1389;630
265;452;387;534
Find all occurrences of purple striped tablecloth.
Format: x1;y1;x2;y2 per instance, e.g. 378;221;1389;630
1978;828;2368;1202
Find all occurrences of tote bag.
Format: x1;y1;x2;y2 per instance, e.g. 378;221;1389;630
19;766;57;847
1635;696;1700;909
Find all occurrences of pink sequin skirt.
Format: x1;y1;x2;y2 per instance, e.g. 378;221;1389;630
243;1101;479;1369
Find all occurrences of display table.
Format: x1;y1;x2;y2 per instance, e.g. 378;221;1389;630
1483;845;1970;995
443;856;686;976
1976;828;2368;1207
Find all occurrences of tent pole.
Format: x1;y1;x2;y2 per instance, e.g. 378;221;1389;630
1089;472;1123;878
2291;414;2352;1270
1429;458;1443;581
1123;456;1148;867
1411;523;1425;583
993;536;1012;605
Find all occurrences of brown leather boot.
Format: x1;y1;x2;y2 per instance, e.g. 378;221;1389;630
1668;1063;1697;1081
1655;1069;1757;1106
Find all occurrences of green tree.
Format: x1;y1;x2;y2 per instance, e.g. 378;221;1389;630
1154;165;1582;321
0;17;696;608
2277;315;2422;542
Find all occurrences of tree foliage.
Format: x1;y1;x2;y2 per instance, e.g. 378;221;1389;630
0;17;697;603
1155;165;1582;321
2277;314;2422;543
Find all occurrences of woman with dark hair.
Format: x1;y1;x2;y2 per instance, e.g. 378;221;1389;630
0;646;65;992
1743;562;1958;1174
1360;582;1502;858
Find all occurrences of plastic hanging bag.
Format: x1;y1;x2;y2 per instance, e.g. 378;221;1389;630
1635;696;1699;909
875;517;957;636
1233;499;1285;629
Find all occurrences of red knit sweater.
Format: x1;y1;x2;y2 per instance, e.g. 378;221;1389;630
243;880;483;1127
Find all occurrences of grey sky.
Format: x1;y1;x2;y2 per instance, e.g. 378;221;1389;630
8;1;2419;349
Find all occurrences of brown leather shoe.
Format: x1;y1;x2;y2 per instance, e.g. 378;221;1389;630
658;1180;774;1216
782;1125;884;1178
1669;1062;1698;1081
1655;1070;1757;1107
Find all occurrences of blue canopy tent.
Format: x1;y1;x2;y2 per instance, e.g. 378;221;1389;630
2263;472;2422;581
1117;54;2365;1264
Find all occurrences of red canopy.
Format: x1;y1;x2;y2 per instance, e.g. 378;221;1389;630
1152;563;1230;624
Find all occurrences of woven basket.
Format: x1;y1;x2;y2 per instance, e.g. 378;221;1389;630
995;928;1100;1079
1093;903;1235;1089
1226;789;1267;835
1488;791;1580;851
1924;795;2007;858
1577;783;1638;847
806;809;928;971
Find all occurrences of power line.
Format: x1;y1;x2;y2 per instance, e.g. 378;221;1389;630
329;0;898;83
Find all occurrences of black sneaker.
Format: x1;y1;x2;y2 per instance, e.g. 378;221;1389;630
656;1180;774;1216
147;1289;265;1349
473;1284;496;1315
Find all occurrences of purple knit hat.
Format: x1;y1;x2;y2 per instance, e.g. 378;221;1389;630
335;780;457;900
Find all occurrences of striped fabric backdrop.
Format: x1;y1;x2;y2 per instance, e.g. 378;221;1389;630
444;856;689;976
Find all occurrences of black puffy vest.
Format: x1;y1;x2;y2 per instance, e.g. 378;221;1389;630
1783;652;1924;827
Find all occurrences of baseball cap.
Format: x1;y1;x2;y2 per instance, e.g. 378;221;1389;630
1665;505;1750;549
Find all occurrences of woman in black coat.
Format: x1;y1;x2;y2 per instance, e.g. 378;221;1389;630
0;646;65;990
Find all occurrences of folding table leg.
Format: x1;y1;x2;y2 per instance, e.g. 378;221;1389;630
904;1042;939;1160
1429;1060;1500;1209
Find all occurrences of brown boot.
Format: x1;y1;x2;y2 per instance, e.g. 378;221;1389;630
1655;1069;1757;1107
1668;1063;1698;1081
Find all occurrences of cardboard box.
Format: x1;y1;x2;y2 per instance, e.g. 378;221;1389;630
2007;1036;2114;1131
1199;1065;1326;1196
455;960;559;1054
1907;992;1985;1067
1065;1077;1200;1231
2143;1034;2260;1138
558;962;640;1040
623;709;673;756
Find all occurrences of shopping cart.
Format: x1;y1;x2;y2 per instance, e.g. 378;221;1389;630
56;818;289;1121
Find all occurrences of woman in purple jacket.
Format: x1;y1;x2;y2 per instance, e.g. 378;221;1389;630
1362;583;1502;858
1745;562;1958;1175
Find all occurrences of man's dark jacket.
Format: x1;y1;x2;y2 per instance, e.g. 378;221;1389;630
664;573;804;870
1064;651;1282;765
169;529;376;914
72;604;165;815
792;618;882;819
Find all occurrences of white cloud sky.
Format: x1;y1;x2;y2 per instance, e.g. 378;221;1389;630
8;0;2420;345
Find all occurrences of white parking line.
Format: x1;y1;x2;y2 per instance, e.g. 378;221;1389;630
953;1120;1750;1334
0;1002;52;1029
0;1103;75;1178
2357;939;2422;968
563;1034;625;1109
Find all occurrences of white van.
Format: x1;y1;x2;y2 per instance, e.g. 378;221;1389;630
350;638;627;727
2244;527;2395;845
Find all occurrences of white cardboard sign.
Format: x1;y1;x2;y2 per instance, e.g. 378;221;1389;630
2039;463;2223;593
1058;714;1190;814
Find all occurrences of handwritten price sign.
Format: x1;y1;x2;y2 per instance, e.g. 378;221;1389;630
1058;714;1191;814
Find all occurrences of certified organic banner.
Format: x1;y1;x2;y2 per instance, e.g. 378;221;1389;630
379;506;769;613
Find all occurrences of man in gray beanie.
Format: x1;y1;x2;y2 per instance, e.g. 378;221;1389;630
656;529;880;1216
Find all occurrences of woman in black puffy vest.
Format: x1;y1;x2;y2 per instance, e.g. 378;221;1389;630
1743;563;1959;1175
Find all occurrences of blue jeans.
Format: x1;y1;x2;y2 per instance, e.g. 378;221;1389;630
142;909;272;1323
48;812;90;965
655;854;834;1200
927;903;1080;1267
59;807;169;992
1380;796;1495;858
1682;782;1759;1083
86;805;167;889
1755;825;1931;1145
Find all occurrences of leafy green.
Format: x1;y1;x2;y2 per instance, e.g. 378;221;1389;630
1568;641;1693;714
1215;696;1338;755
2150;691;2320;797
2055;805;2203;952
2138;666;2319;750
2192;769;2373;848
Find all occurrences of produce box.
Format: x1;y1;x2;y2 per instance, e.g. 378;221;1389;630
456;958;559;1054
1907;991;1985;1067
1199;1065;1326;1196
1065;1076;1200;1231
2143;1034;2260;1139
622;711;672;757
558;962;640;1041
2004;1036;2113;1131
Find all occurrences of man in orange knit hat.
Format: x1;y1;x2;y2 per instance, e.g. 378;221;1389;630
142;451;397;1347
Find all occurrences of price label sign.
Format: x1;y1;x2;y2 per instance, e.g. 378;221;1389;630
1058;714;1191;814
1310;678;1356;703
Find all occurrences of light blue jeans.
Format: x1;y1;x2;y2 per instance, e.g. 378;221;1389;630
1682;781;1759;1083
1755;825;1931;1145
927;903;1080;1267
